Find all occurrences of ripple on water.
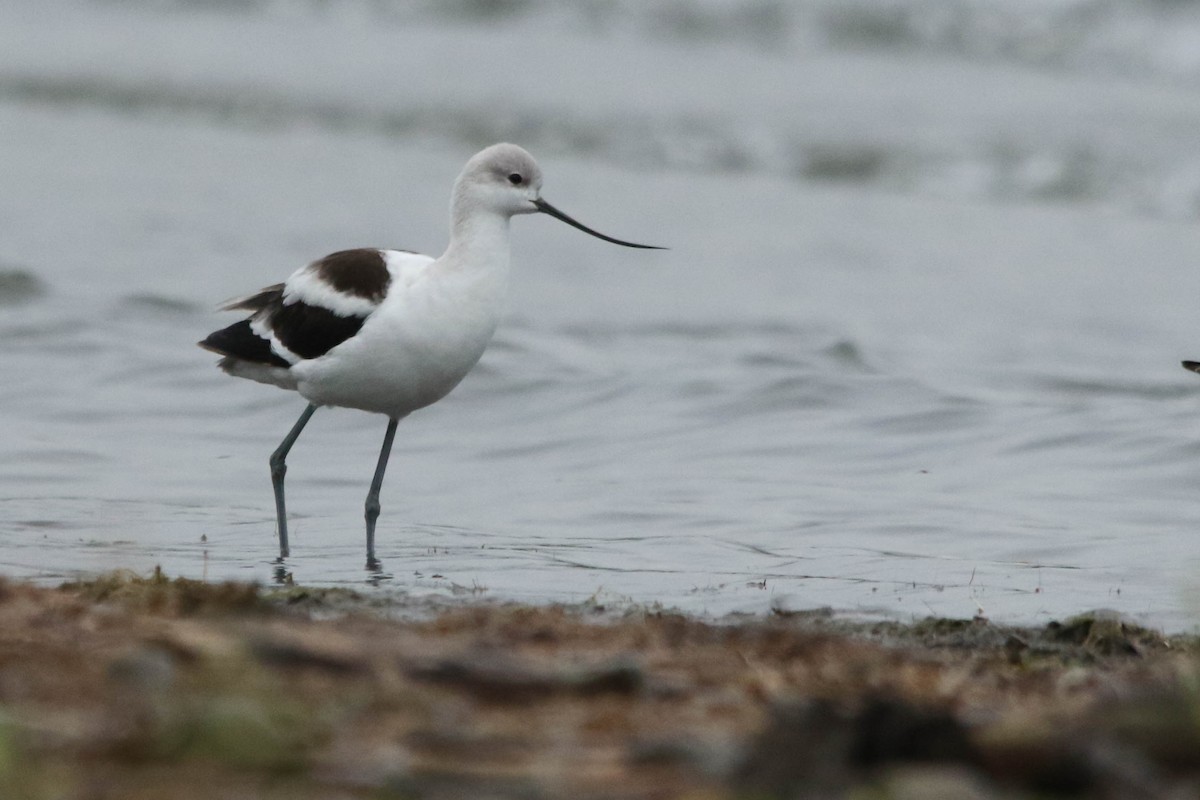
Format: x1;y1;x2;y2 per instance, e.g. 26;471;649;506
0;267;45;306
1027;372;1199;401
864;404;989;437
119;292;205;315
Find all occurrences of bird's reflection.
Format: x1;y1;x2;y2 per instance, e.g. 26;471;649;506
366;557;392;586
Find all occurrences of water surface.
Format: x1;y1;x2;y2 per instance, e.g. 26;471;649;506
3;0;1200;629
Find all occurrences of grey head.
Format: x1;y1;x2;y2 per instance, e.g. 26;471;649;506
454;143;664;249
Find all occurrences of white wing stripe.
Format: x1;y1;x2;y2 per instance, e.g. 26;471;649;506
283;267;380;318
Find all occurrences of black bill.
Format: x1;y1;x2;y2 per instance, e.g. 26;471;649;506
533;198;665;249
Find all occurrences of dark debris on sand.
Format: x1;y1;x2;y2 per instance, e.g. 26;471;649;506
0;571;1195;799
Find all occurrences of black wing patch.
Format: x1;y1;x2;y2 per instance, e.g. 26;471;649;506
200;295;369;364
199;318;291;368
201;281;372;366
269;299;367;360
313;249;391;302
202;249;392;367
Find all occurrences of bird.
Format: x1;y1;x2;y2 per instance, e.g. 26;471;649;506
1184;361;1200;374
200;143;662;565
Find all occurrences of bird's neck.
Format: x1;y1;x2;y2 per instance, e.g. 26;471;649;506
443;204;512;278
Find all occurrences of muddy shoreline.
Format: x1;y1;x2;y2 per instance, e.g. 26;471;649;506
0;571;1196;798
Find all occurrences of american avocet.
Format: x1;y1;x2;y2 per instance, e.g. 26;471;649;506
200;144;661;564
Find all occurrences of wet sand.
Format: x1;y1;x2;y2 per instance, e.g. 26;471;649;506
0;571;1196;799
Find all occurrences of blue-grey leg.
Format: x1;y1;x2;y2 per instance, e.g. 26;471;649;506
364;417;400;564
269;403;317;559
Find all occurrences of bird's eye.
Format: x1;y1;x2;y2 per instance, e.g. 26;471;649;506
508;173;523;185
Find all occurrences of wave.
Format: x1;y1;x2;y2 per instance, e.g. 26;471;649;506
107;0;1200;81
5;68;1198;219
0;267;46;306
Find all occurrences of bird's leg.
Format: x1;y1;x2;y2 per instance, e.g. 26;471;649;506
364;417;400;566
269;403;317;559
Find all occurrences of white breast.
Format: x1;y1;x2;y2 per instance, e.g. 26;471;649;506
290;249;508;418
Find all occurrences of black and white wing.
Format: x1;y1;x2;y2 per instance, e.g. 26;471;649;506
200;248;394;384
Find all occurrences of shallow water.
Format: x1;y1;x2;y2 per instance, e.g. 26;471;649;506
3;0;1200;629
